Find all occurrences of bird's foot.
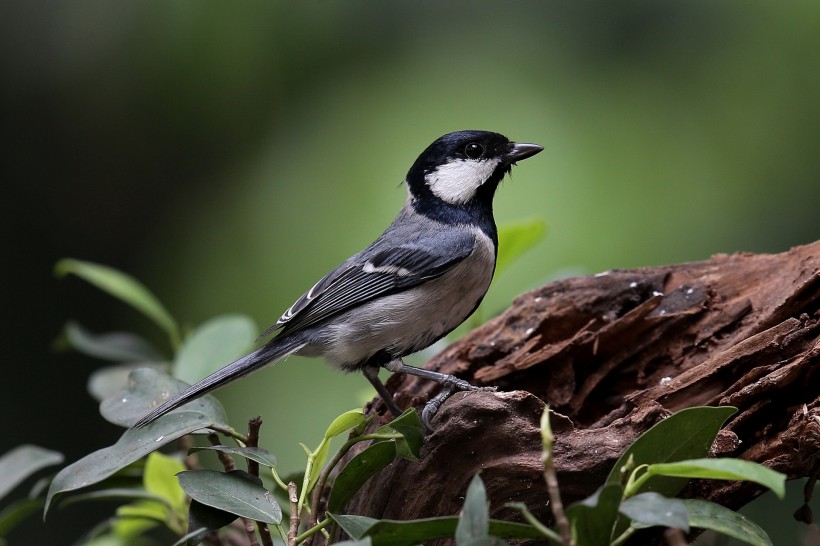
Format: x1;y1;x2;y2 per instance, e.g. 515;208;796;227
420;375;497;430
382;359;496;429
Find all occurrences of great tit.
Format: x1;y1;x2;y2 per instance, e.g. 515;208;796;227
134;130;542;428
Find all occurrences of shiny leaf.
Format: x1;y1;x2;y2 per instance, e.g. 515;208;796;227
99;368;228;430
188;445;277;469
177;470;281;524
87;363;166;403
646;458;785;499
683;499;772;546
619;492;689;531
45;411;213;516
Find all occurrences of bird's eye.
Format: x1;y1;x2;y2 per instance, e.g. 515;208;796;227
464;142;484;159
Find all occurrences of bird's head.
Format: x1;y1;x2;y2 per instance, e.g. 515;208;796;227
405;130;543;208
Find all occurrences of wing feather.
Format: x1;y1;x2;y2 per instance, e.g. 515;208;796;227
262;229;477;337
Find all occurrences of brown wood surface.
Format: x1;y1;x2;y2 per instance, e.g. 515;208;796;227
331;241;820;541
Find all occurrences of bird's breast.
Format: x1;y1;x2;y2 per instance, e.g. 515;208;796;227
312;226;496;369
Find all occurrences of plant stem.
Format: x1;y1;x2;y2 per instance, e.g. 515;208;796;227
294;518;331;545
208;424;249;445
506;502;564;543
611;526;635;546
271;467;290;493
623;467;651;498
541;408;572;546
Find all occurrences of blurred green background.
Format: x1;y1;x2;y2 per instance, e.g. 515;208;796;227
2;1;818;544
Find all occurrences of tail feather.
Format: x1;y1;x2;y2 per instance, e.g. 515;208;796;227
133;336;305;428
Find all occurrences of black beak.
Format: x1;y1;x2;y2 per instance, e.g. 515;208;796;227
505;142;544;164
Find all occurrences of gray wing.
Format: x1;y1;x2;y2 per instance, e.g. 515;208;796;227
260;229;477;337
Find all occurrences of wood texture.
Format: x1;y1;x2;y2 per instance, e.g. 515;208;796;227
334;241;820;540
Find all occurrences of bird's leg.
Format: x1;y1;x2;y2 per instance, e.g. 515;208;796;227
384;359;496;428
363;365;403;417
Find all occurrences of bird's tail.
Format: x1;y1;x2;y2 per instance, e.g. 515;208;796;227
133;335;306;428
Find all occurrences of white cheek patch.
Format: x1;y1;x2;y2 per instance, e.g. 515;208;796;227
425;158;501;204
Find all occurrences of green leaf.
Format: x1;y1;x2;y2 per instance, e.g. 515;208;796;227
457;474;489;545
189;446;278;469
646;458;786;499
0;445;64;500
374;408;424;461
496;218;547;277
99;368;229;430
606;406;737;497
63;321;164;362
683;499;772;546
177;470;281;524
45;411;214;516
619;492;689;532
143;452;187;511
308;438;332;492
329;513;544;546
324;409;367;439
331;513;378;539
61;488;171;509
87;363;166;403
112;505;161;540
173;314;256;384
116;500;167;523
186;498;237;544
55;258;180;349
566;483;623;546
327;441;397;513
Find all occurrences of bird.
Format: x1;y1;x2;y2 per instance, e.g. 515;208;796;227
134;130;543;429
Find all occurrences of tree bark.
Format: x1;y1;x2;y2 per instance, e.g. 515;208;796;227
335;241;820;540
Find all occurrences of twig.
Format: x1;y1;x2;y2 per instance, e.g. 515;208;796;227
209;433;236;471
209;434;256;544
246;417;273;546
247;417;262;476
180;434;199;470
288;482;299;546
541;408;572;546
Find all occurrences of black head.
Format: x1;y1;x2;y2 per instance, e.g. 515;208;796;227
405;130;543;208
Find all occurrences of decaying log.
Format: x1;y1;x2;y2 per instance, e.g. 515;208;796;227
334;241;820;538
